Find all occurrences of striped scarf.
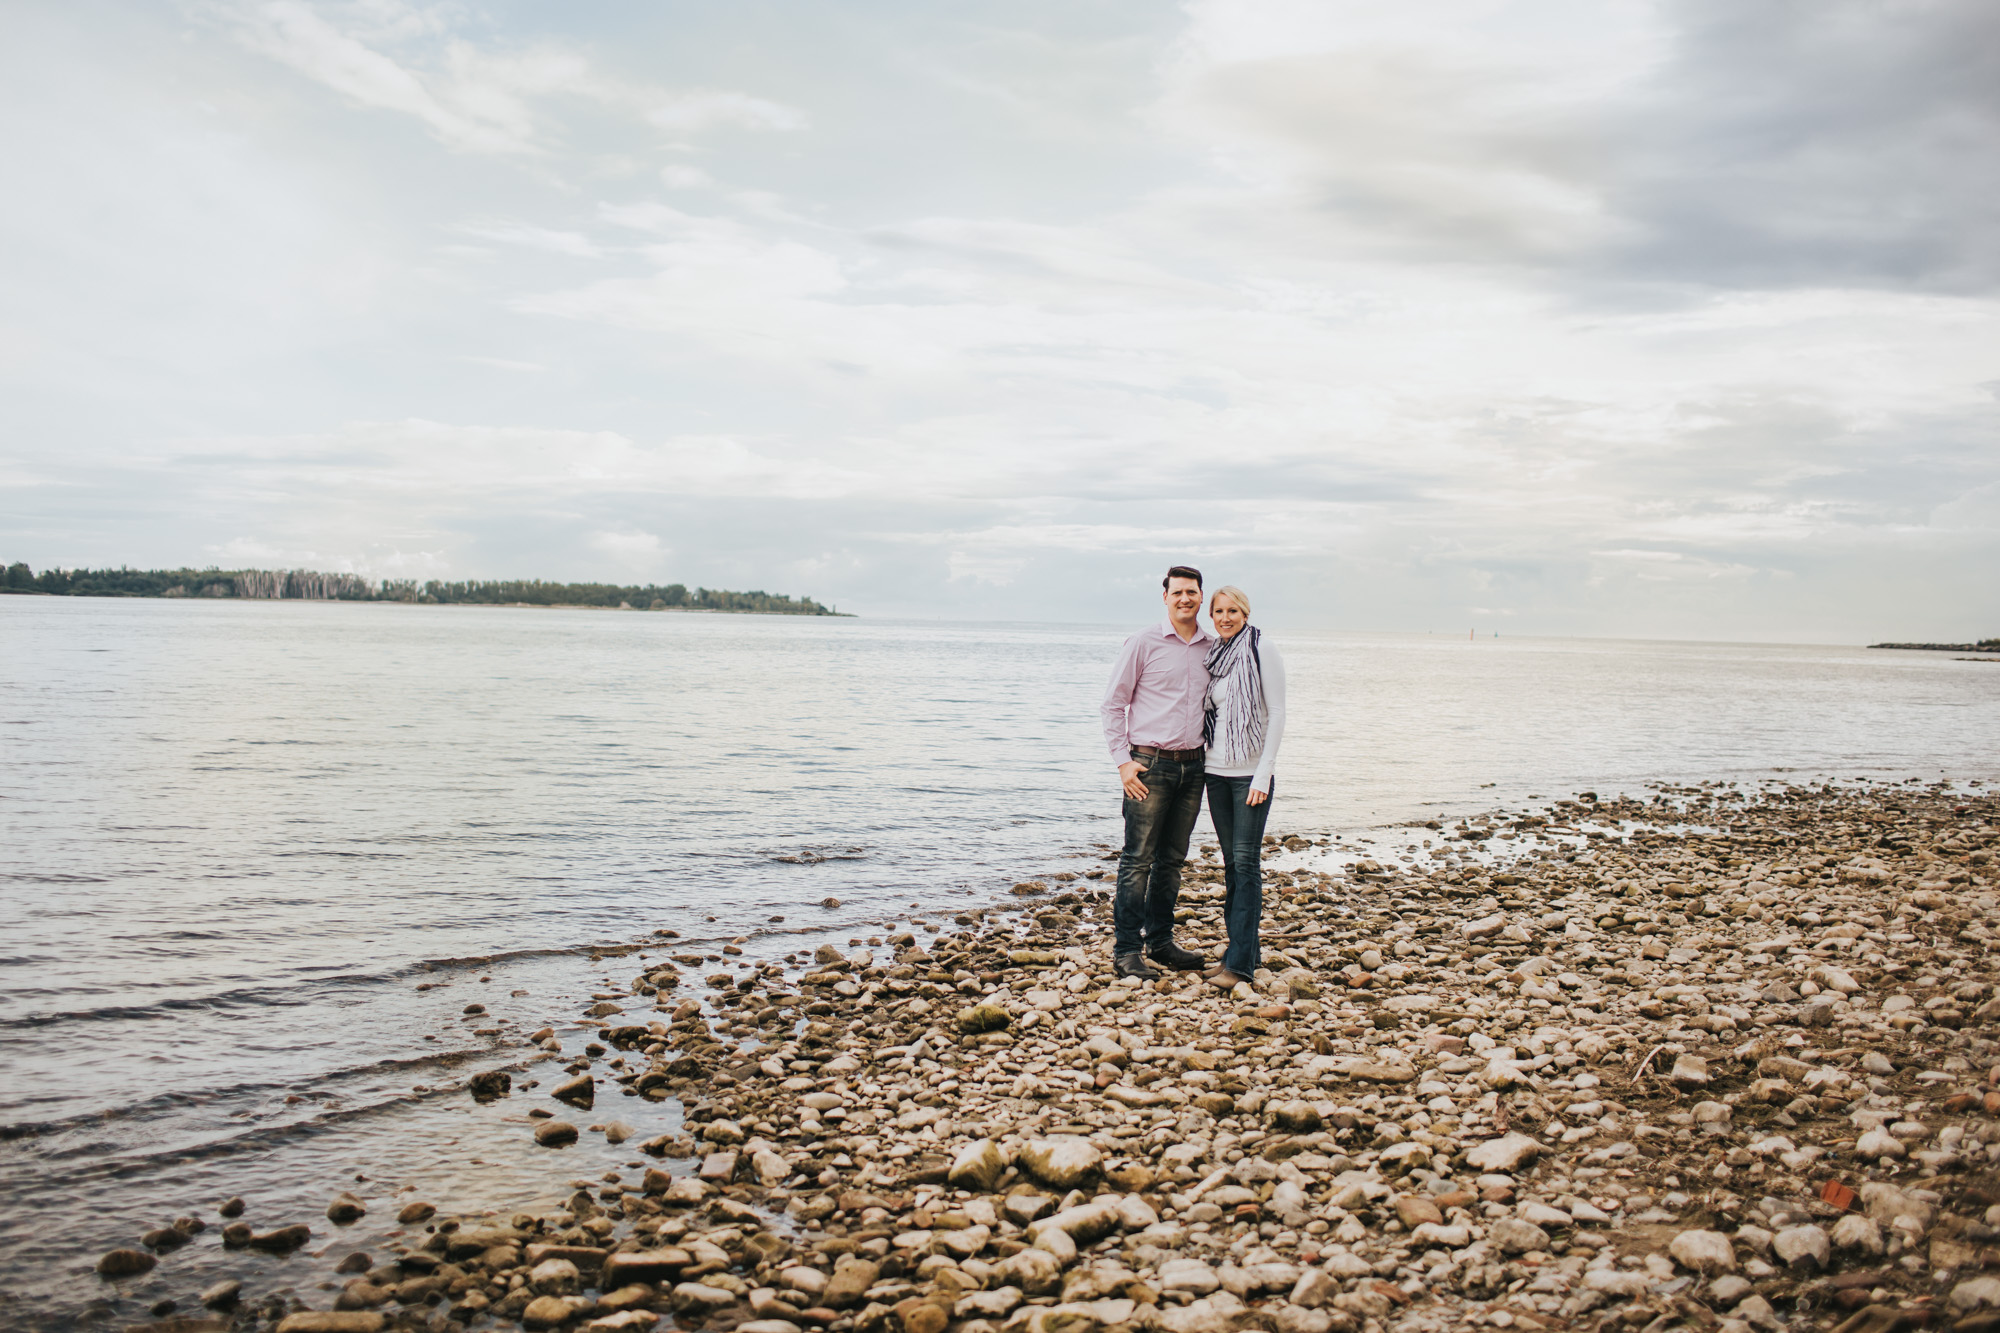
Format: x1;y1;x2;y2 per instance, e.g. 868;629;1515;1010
1203;624;1265;765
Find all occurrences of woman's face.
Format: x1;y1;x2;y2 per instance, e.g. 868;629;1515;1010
1212;594;1247;640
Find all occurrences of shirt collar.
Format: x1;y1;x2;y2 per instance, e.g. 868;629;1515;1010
1158;618;1215;646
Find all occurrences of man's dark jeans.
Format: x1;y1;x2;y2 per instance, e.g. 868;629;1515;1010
1116;750;1204;958
1205;773;1274;976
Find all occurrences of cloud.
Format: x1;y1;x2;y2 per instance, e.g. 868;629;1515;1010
1588;548;1758;583
1609;0;2000;292
147;420;885;508
456;222;601;258
1932;482;2000;533
1158;0;2000;292
1167;49;1615;262
591;529;661;556
646;91;808;135
660;164;714;189
209;0;807;160
214;0;555;155
588;528;667;575
210;535;298;562
4;0;1997;640
945;549;1026;586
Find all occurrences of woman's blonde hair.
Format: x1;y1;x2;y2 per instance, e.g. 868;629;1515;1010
1211;585;1251;617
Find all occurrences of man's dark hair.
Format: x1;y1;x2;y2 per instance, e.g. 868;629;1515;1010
1163;565;1203;590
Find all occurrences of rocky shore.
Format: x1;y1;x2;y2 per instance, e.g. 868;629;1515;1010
100;780;2000;1333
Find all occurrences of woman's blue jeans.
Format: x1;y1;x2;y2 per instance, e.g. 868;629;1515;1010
1205;774;1273;976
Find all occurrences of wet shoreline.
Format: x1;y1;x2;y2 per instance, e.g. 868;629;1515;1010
58;777;2000;1333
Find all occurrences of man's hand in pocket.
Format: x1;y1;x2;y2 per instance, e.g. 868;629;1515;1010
1120;761;1150;801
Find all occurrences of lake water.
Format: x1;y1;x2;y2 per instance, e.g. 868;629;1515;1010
3;597;1997;1323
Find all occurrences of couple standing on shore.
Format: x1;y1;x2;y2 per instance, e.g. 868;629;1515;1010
1101;565;1286;989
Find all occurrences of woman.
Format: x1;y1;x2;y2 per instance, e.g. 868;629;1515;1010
1201;585;1286;989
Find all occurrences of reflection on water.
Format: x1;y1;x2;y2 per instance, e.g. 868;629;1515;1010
2;597;1996;1322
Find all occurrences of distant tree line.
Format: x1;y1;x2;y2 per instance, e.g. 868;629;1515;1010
2;563;838;615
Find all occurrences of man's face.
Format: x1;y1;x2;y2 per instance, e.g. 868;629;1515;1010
1163;577;1202;621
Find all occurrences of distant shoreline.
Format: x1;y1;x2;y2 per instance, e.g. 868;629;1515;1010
2;563;848;616
1869;640;1998;652
0;591;854;617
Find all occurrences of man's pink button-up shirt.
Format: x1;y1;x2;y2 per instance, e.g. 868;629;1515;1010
1101;619;1217;765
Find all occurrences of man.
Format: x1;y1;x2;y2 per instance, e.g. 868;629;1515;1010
1100;565;1215;979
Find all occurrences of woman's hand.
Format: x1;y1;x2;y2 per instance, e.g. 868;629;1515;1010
1247;786;1268;806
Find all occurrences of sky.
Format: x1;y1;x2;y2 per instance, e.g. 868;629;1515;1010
2;0;1997;639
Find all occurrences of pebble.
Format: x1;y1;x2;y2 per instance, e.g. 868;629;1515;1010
1462;1132;1542;1173
326;1191;367;1225
230;1222;311;1252
95;1248;156;1278
1952;1276;2000;1311
469;1069;512;1101
947;1138;1006;1191
1015;1136;1101;1189
274;1314;388;1333
1773;1222;1830;1268
199;1278;242;1308
1856;1126;1906;1158
236;781;2000;1333
1830;1212;1883;1253
1736;1294;1784;1330
522;1295;579;1329
1669;1228;1737;1274
1489;1217;1549;1253
588;1313;662;1332
1708;1274;1753;1306
1585;1268;1649;1298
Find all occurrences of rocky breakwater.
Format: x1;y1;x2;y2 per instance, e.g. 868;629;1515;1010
115;780;2000;1333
